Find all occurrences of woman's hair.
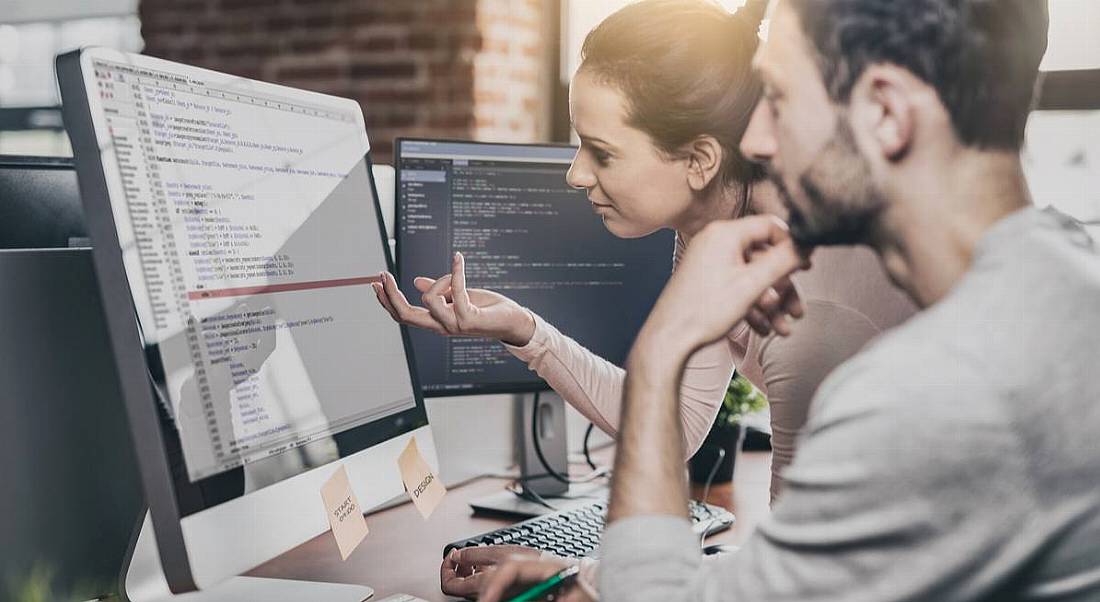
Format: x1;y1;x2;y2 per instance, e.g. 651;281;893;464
579;0;768;187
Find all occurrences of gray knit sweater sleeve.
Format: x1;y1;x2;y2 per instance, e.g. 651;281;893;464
599;348;1031;602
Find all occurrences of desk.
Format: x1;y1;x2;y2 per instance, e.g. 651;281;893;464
251;450;773;601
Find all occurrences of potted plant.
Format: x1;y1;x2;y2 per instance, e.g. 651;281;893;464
689;373;767;484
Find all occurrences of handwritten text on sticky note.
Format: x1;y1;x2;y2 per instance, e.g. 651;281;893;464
320;465;369;560
397;436;447;519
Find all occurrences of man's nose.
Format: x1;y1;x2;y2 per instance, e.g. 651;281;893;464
740;101;777;165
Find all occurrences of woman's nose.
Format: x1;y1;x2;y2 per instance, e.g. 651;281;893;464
566;155;597;191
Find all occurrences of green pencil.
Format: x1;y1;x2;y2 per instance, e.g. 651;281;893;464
505;564;581;602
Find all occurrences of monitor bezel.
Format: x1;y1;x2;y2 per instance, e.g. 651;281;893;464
394;136;594;398
59;48;432;591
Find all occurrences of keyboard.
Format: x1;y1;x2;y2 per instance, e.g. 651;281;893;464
444;500;734;559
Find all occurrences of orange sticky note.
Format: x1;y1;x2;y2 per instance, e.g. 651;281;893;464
319;465;369;560
397;436;447;519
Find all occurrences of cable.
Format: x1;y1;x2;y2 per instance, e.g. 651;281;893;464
695;446;730;550
530;391;607;485
582;422;598;471
505;482;559;512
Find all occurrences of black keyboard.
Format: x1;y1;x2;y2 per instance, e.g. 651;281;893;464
444;500;734;559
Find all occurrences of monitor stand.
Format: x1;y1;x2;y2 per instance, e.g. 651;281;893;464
122;512;374;602
468;481;609;519
469;392;606;519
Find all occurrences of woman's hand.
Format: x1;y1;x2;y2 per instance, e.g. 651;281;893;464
440;545;544;599
372;252;536;347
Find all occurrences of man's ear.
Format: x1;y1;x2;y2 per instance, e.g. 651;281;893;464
685;135;724;191
850;65;916;162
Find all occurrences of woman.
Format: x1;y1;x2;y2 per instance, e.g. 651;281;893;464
373;0;916;597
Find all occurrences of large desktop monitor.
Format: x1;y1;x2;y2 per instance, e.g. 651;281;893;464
0;158;142;601
395;138;675;396
58;47;435;594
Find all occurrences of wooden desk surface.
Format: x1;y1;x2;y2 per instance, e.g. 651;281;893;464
250;450;772;601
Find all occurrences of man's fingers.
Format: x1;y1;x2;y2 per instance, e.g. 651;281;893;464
441;548;489;598
745;307;773;337
770;314;792;337
739;239;805;294
477;562;519;602
776;277;804;319
480;561;563;602
441;571;487;598
452;545;534;566
755;286;784;318
451;252;474;325
729;215;792;256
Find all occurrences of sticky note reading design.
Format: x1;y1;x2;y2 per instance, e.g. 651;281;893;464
319;465;369;560
397;436;447;519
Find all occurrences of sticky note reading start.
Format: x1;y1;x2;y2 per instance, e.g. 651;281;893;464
397;436;447;519
320;465;369;560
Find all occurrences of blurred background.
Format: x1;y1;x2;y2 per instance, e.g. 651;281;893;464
0;0;1096;224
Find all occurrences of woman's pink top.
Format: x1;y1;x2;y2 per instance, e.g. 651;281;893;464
504;233;917;500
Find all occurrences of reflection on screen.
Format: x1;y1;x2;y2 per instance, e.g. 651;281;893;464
92;59;414;482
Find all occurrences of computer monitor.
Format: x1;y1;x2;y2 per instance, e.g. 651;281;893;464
0;157;140;601
395;138;675;396
58;47;436;594
0;156;89;249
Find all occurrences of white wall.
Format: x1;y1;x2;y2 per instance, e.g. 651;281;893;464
0;0;137;24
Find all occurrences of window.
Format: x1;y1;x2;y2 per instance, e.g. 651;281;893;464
0;12;142;156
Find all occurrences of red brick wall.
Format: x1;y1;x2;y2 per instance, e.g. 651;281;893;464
139;0;552;164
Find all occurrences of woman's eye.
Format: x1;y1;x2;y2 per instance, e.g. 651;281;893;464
593;149;611;166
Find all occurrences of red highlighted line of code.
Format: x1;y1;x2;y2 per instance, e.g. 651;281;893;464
188;275;382;301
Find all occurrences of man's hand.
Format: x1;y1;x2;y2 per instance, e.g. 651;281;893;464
373;251;536;346
640;215;807;363
441;545;542;599
478;558;591;602
608;215;808;524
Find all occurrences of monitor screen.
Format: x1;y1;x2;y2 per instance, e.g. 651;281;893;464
71;51;427;517
395;139;674;396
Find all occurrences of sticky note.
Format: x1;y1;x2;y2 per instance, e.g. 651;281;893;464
397;436;447;519
319;465;369;560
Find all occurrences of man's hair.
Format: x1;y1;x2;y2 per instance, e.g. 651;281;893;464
788;0;1049;150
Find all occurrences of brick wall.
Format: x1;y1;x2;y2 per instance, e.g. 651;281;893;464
139;0;554;164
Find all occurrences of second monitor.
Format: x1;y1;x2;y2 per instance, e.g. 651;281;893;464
396;139;675;396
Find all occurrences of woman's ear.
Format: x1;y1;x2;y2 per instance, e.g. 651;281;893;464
685;135;724;191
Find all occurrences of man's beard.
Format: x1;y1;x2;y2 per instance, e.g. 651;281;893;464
768;121;885;249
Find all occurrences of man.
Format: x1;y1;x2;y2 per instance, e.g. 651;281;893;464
479;0;1100;600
